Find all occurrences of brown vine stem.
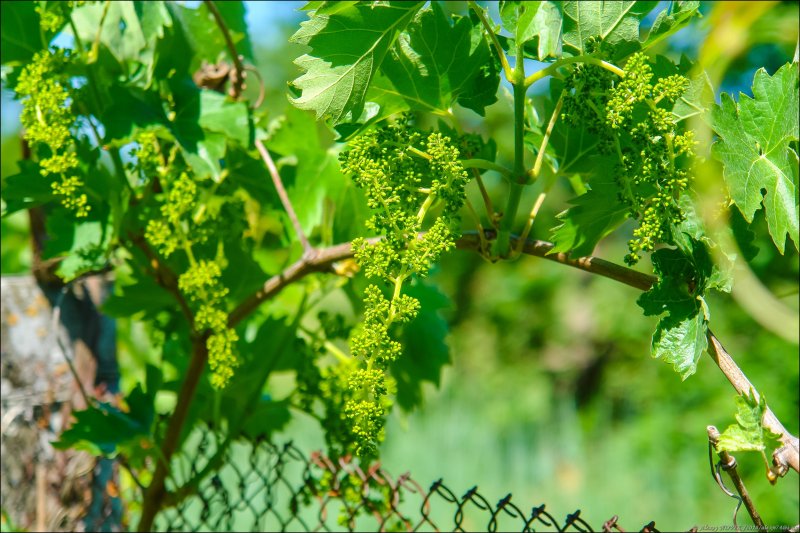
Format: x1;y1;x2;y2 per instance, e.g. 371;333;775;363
707;425;766;531
203;0;245;98
126;232;194;328
255;137;314;256
137;335;209;532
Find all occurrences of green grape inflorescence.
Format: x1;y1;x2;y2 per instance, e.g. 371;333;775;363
16;48;89;217
563;51;695;265
138;142;239;388
336;117;469;457
35;1;90;34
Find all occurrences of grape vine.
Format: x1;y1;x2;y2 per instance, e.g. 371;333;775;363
2;3;797;531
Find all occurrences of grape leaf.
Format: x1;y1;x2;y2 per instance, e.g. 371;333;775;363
637;248;696;317
711;62;799;254
301;1;359;16
530;1;563;60
332;72;411;141
43;210;113;282
196;91;250;147
672;67;714;123
638;247;708;379
0;1;42;65
102;269;175;319
549;163;630;256
499;1;542;45
1;161;54;215
54;366;160;456
242;400;291;439
651;307;707;380
173;90;250;182
640;1;700;51
562;1;657;59
498;1;562;61
380;2;499;116
717;390;783;454
289;1;423;124
70;1;173;89
670;198;734;294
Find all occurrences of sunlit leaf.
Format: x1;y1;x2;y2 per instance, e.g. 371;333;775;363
711;62;800;253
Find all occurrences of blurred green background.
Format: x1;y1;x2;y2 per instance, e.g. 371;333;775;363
2;1;798;530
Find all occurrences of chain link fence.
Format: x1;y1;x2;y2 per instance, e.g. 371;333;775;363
154;426;671;532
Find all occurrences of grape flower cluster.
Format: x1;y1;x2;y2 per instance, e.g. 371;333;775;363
142;159;239;388
563;49;694;265
15;48;90;217
35;1;89;34
336;117;469;457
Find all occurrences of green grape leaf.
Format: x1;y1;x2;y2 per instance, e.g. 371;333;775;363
717;391;783;454
97;85;168;141
54;366;160;456
332;72;411;141
670;199;735;294
562;1;657;59
672;65;714;124
638;247;709;379
102;269;175;319
498;1;562;61
289;1;423;124
530;1;563;60
0;1;42;65
499;1;542;45
302;1;360;16
70;1;173;88
241;400;291;439
180;132;226;182
549;165;630;256
637;249;696;315
545;79;603;175
711;62;800;254
393;280;452;411
196;90;251;147
265;106;349;237
380;2;499;116
43;211;113;282
1;161;54;215
640;1;701;51
651;306;707;380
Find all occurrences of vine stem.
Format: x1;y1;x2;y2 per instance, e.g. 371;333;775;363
707;426;766;531
514;91;565;255
472;169;497;228
255;138;314;256
495;41;527;258
203;0;245;98
136;335;209;532
524;55;625;87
